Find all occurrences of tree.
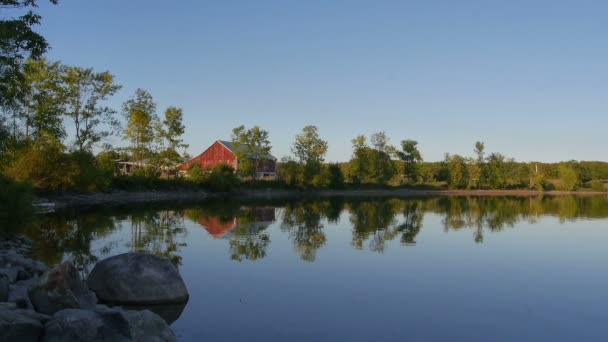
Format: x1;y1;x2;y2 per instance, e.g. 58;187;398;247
370;131;396;184
397;139;422;183
160;106;187;164
0;0;59;109
529;163;544;191
474;141;485;164
466;157;481;189
446;154;467;189
291;125;328;164
61;66;121;152
21;58;65;141
231;125;272;180
122;89;157;165
485;153;506;189
349;135;369;183
558;163;578;191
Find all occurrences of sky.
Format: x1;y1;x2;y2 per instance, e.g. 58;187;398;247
24;0;608;162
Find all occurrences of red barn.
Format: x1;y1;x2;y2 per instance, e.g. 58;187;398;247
177;140;277;178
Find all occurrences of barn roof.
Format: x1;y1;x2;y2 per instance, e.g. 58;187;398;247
218;140;276;160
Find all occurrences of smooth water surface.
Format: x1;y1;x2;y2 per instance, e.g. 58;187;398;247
23;196;608;341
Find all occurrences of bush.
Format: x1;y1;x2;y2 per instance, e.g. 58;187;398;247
588;180;607;192
206;164;239;192
0;174;33;237
187;163;206;183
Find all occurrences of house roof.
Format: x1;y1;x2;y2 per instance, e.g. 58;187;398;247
218;140;276;161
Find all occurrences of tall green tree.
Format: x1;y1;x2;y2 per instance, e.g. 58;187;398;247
446;154;467;189
231;125;272;180
397;139;422;183
370;131;396;184
159;106;187;164
558;163;578;191
349;135;369;183
291;125;328;164
122;89;157;164
0;0;59;109
21;58;64;141
61;66;121;152
485;153;506;189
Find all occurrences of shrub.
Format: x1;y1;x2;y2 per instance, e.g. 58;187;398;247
0;174;33;237
187;163;206;183
206;164;239;192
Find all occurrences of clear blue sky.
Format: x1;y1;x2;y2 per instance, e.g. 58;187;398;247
33;0;607;162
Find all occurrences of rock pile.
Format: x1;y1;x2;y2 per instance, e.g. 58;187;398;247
0;236;186;341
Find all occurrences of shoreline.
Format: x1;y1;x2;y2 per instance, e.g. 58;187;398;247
38;188;607;210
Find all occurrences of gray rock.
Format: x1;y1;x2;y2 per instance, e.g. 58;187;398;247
9;284;33;309
43;306;175;342
0;268;19;283
0;275;8;302
0;306;44;342
123;308;177;342
0;250;47;278
87;253;189;305
29;261;97;315
12;309;50;323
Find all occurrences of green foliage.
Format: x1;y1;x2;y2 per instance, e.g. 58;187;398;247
397;139;423;183
485;153;507;189
326;163;345;189
123;88;158;163
292;125;328;164
61;66;121;152
466;158;481;189
348;132;396;185
0;0;59;109
4;132;74;191
187;163;205;183
22;58;65;141
529;164;545;191
558;163;578;191
0;174;33;237
159;106;187;165
231;125;272;180
207;163;239;192
277;159;300;188
587;180;607;192
446;154;467;189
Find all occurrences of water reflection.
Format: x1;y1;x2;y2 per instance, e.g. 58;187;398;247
22;195;608;271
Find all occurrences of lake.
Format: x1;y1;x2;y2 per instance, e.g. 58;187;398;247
21;195;608;341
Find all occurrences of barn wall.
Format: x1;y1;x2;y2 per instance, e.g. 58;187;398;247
177;141;237;171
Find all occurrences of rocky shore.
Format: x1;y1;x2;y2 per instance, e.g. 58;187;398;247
0;236;188;341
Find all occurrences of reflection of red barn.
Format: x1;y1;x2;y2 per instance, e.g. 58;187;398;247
198;207;276;238
198;217;237;238
177;140;276;178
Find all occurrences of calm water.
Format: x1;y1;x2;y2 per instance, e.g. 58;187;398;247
22;196;608;341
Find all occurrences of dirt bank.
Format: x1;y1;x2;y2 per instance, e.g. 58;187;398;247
38;188;606;210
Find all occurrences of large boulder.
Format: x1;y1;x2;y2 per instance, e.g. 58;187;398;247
43;306;176;342
0;305;44;342
87;253;189;305
29;261;97;315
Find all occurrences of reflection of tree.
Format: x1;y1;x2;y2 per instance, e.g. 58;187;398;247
395;201;423;245
228;208;273;262
128;210;187;267
346;199;426;252
281;201;327;262
24;211;117;277
347;199;400;252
